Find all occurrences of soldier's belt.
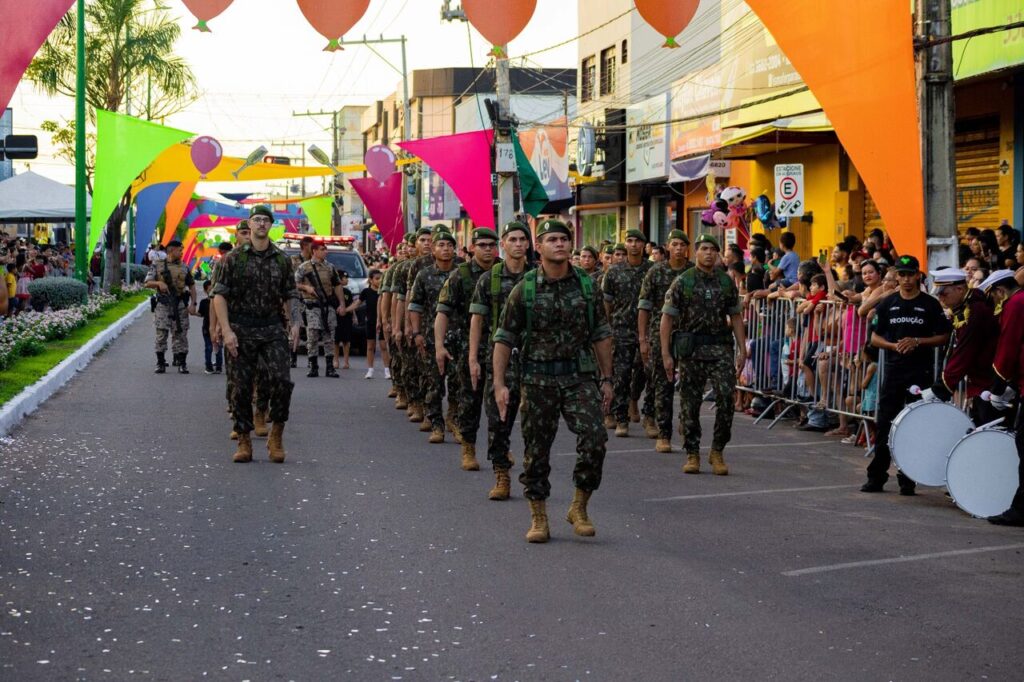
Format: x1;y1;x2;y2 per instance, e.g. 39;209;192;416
231;314;281;327
693;333;733;346
522;359;580;376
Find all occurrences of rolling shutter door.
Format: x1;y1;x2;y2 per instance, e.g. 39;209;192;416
955;117;1000;235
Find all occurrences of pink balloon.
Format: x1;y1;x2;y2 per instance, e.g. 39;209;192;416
191;136;223;179
364;144;397;184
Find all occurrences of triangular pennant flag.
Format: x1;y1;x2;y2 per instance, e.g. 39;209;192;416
351;174;404;251
513;132;549;218
90;110;193;253
0;0;74;113
161;181;197;245
299;196;334;236
397;130;494;228
134;182;178;262
745;0;924;261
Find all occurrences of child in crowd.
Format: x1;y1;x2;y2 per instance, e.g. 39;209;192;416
842;343;878;445
796;273;827;401
197;280;222;374
5;263;18;316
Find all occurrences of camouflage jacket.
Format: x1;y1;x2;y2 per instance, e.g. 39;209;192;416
212;242;297;321
601;260;653;337
380;260;401;293
495;265;613;387
637;260;692;348
401;254;434;301
408;262;455;341
388;258;415;300
294;258;340;303
662;266;740;359
436;258;493;336
469;261;527;364
145;259;193;299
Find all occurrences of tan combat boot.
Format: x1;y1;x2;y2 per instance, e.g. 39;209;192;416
232;433;253;463
408;402;424;422
642;416;658;439
603;414;616;429
253;411;269;438
395;390;408;410
460;442;480;470
268;423;286;463
655;438;673;453
682;452;700;474
566;489;596;537
489;468;511;500
230;430;238;441
526;500;550;543
506;452;516;467
628;399;640;423
615;422;629;437
428;425;445;442
709;449;729;476
387;385;398;399
420;418;433;433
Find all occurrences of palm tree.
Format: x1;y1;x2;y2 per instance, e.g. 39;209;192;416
27;0;197;286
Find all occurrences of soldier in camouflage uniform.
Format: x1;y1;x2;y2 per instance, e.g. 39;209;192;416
408;228;458;444
660;234;747;475
288;236;314;368
601;229;654;437
493;219;614;544
579;245;600;279
393;228;435;423
213;205;297;464
379;238;409;403
436;227;500;471
144;239;197;374
469;221;531;500
591;245;613;292
638;230;692;453
294;239;344;378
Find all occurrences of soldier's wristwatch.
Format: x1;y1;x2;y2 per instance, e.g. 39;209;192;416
599;377;613;385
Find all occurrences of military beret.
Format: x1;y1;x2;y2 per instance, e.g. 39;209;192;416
416;227;434;238
613;242;627;253
248;204;273;221
667;229;689;244
432;223;451;233
472;227;499;243
432;230;456;245
403;232;417;245
603;246;614;255
236;219;250;231
502;221;530;238
625;228;647;243
581;245;599;259
694;234;721;251
535;218;573;240
166;239;183;248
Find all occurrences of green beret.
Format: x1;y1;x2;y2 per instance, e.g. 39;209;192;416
403;232;417;245
236;219;250;231
603;246;614;255
613;242;627;253
625;228;647;243
472;227;499;243
581;245;599;259
536;218;572;240
248;204;273;221
432;230;456;245
416;227;433;238
694;233;721;251
432;223;451;233
502;221;530;238
667;229;689;244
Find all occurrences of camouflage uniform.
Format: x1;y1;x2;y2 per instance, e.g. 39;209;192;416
294;258;340;356
212;242;297;434
396;254;433;405
380;263;403;392
495;266;612;500
437;259;492;444
638;260;692;439
601;259;653;424
470;262;526;471
145;259;193;355
662;267;740;454
408;262;455;430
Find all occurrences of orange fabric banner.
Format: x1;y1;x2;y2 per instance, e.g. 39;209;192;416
161;180;197;245
745;0;925;261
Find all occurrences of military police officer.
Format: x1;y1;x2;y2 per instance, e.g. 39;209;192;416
295;239;344;378
145;239;197;374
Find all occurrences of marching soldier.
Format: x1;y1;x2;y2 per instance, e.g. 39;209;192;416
660;234;747;475
579;245;600;278
295;239;344;378
288;236;314;368
144;239;197;374
493;219;614;543
436;227;500;470
408;229;458;444
469;221;531;500
638;230;692;452
602;229;654;436
393;228;435;423
380;239;409;402
212;205;297;464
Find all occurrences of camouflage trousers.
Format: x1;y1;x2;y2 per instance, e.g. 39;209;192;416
519;380;607;501
419;343;446;429
154;302;189;354
482;355;519;471
403;341;424;403
678;349;736;454
611;332;643;423
227;323;293;434
650;342;675;439
632;356;654;419
225;352;269;416
305;305;337;357
387;335;403;390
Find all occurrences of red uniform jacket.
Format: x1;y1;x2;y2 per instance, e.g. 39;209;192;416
942;288;997;397
993;289;1024;393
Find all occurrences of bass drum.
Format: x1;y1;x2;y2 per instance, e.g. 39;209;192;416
946;429;1019;519
888;400;974;486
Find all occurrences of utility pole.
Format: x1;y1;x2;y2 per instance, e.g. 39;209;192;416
294;109;343;234
270;140;309;196
74;0;87;282
916;0;957;270
495;56;515;230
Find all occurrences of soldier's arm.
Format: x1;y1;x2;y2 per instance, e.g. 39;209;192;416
492;284;525;395
144;265;165;292
602;271;614;321
434;312;449;351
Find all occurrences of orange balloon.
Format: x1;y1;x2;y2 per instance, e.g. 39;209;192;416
181;0;235;32
635;0;700;48
296;0;371;52
463;0;537;57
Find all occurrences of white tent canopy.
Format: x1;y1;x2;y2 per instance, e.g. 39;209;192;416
0;171;91;220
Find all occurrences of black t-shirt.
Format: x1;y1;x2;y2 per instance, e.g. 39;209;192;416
746;263;766;292
359;287;379;330
873;291;951;378
338;287;354;328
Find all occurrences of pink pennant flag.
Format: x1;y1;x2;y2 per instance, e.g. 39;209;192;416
350;173;404;252
397;130;495;228
0;0;76;113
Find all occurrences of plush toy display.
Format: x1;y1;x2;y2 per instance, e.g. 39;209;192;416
720;186;749;248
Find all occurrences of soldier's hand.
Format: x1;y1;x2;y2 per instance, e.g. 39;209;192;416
211;326;222;344
639;338;650;365
394;329;403;344
415;334;427;356
495;384;510;421
734;348;747;376
156;282;168;293
600;382;613;414
187;305;197;317
662;355;675;382
469;359;481;390
336;305;345;316
222;329;239;358
436;346;452;374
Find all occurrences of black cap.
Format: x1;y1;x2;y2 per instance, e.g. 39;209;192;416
893;254;920;273
166;239;183;248
218;242;232;252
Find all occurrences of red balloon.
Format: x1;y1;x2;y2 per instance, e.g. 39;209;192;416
181;0;235;33
462;0;537;57
635;0;701;48
363;145;397;185
296;0;371;52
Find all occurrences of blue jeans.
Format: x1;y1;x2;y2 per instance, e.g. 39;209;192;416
203;331;222;370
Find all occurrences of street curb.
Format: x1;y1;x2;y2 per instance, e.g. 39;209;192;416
0;299;149;437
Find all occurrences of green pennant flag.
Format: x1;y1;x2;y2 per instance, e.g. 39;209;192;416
90;110;193;254
300;196;334;236
269;226;285;241
513;132;550;218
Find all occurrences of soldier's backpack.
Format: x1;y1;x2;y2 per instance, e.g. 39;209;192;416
519;266;595;356
232;244;289;283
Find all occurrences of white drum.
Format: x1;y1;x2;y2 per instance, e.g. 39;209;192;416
946;429;1019;519
888;400;974;486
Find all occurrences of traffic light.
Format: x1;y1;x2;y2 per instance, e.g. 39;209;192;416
262;155;291;165
0;135;38;161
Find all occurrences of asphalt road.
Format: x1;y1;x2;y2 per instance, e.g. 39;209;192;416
1;316;1023;681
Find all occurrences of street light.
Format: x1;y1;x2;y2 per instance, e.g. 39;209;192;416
308;144;342;174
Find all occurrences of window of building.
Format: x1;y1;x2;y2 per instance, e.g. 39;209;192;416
600;46;617;96
581;56;596;102
621;39;628;65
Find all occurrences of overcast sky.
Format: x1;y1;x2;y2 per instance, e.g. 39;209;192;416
9;0;579;187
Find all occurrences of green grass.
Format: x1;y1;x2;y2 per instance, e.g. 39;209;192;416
0;293;149;406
